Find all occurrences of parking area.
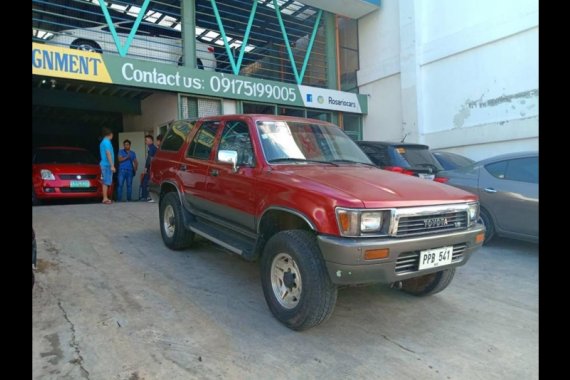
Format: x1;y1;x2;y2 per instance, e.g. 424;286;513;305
32;202;538;380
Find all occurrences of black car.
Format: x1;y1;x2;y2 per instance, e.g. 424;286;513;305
356;141;444;181
432;151;475;171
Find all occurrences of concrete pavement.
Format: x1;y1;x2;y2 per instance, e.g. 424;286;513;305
32;202;538;380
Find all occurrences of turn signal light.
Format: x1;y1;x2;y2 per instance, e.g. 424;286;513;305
364;248;389;260
475;233;485;244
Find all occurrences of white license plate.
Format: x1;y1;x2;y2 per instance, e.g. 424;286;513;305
419;246;453;270
70;180;90;188
418;173;435;180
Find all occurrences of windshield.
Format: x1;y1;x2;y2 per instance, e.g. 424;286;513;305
256;121;372;165
34;149;98;165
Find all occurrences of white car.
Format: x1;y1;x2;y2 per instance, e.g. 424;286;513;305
48;21;217;71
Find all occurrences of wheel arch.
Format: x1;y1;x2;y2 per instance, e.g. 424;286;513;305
71;38;102;52
254;207;317;260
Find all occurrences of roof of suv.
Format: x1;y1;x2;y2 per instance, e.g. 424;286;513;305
197;114;338;127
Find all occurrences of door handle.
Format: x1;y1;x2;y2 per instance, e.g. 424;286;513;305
210;169;219;177
179;164;187;171
484;187;497;193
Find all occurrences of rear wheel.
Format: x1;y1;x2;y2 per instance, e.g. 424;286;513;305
159;192;194;250
260;230;337;331
478;208;495;244
401;268;456;296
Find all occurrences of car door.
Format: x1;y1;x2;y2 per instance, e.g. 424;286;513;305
178;120;221;213
202;120;258;233
479;156;538;238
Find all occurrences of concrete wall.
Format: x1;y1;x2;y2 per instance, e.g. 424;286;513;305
123;92;178;133
357;0;538;159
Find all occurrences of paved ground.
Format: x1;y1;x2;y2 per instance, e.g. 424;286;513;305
32;202;538;380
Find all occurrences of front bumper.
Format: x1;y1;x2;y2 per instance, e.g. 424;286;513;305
318;224;485;285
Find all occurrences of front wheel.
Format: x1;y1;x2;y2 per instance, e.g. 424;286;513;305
401;268;456;296
260;230;337;331
159;192;194;250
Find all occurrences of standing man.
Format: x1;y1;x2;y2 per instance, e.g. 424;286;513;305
116;139;138;202
140;135;157;202
99;127;115;204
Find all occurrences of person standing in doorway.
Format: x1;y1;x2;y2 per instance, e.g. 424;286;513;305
116;139;138;202
140;135;157;202
99;127;115;204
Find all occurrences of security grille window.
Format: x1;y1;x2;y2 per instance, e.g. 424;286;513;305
32;0;187;66
180;96;221;118
337;16;359;92
186;121;221;159
196;0;327;86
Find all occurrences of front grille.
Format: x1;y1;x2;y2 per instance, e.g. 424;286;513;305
396;211;468;237
395;243;468;274
60;187;98;193
59;174;98;180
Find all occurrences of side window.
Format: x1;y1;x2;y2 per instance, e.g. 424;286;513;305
186;121;220;159
161;121;194;152
505;157;538;184
485;161;508;179
218;121;255;167
361;145;387;166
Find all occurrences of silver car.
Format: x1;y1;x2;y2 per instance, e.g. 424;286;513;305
437;151;538;244
47;20;217;70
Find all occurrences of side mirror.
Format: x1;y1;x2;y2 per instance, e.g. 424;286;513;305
218;150;238;172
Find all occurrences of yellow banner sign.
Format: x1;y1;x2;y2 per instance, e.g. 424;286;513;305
32;42;112;83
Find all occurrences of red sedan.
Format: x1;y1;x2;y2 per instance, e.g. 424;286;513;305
32;146;105;203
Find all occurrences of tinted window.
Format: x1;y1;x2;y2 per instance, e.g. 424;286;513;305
219;121;255;166
34;149;98;164
433;152;475;171
505;157;538;183
359;144;389;166
161;121;194;152
485;161;508;179
187;121;220;159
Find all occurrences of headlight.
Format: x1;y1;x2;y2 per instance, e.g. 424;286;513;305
361;212;383;232
40;169;55;180
467;202;479;226
336;208;389;236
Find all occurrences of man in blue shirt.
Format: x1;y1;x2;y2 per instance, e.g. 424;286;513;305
116;139;138;202
99;127;115;204
140;135;157;202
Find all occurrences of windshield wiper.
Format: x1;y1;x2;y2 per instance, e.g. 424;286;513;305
330;159;377;167
268;158;338;166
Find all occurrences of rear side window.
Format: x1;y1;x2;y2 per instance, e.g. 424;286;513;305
161;121;194;152
186;121;220;159
505;157;538;183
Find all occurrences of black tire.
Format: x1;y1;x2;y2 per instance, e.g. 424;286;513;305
478;208;495;244
401;268;456;297
260;230;337;331
70;39;102;53
159;192;194;250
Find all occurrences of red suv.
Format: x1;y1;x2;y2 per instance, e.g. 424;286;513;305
32;146;103;203
150;115;485;330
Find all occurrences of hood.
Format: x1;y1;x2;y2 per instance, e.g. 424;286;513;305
33;163;100;175
270;165;478;208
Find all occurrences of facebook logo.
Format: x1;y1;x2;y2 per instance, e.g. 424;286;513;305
306;94;313;102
